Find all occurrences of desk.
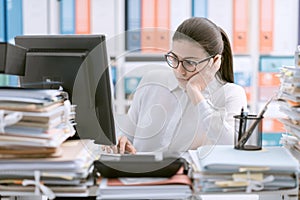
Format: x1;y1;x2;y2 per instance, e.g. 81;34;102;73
0;183;298;200
1;147;299;200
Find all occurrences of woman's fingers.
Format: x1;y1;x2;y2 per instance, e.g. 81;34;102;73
111;145;119;154
117;136;131;154
125;140;137;154
101;136;137;154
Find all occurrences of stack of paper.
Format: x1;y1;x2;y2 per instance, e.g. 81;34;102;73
189;145;299;194
0;88;98;199
0;88;76;154
277;66;300;138
0;139;98;198
97;169;192;199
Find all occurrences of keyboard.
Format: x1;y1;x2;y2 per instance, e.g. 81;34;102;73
98;151;163;162
94;152;187;178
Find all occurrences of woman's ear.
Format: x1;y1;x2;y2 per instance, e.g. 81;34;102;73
213;54;221;63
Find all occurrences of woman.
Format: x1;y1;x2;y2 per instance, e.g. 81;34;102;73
116;17;247;154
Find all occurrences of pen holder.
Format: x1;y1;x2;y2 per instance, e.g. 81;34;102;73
234;114;263;151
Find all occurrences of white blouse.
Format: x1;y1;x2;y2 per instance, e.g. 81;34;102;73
115;68;247;152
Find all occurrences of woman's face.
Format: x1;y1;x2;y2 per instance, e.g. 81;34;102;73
169;40;213;89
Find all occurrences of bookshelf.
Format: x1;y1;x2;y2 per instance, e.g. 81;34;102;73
0;0;298;146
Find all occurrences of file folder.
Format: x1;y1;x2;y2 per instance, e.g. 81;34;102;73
5;0;23;44
75;0;91;34
233;0;249;54
126;0;141;51
259;0;274;53
60;0;75;34
192;0;207;17
22;0;48;35
155;0;171;52
0;0;5;42
141;0;156;52
171;0;192;32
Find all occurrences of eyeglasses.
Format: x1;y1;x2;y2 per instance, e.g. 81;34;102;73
164;53;214;72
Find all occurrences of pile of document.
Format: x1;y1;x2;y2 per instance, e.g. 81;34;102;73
0;88;97;199
277;65;300;139
97;168;192;199
0;139;98;199
0;88;76;150
189;145;299;194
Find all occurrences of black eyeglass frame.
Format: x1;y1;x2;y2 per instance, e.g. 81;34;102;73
164;52;215;72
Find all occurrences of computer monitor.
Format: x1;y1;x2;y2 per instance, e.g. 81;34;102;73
15;35;116;145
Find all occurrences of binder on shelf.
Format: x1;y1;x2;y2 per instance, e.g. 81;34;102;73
263;118;284;133
257;72;280;101
5;0;22;88
259;0;274;53
141;0;156;52
262;132;282;146
60;0;75;34
258;72;280;87
23;0;60;35
207;0;233;43
125;0;141;51
75;0;91;34
155;0;170;53
192;0;207;17
91;0;117;56
0;0;5;42
48;0;60;34
232;0;249;54
124;76;142;99
22;0;48;35
233;56;252;104
259;56;294;72
171;0;191;32
273;0;298;54
5;0;23;44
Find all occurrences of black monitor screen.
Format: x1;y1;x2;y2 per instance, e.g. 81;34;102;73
15;35;116;145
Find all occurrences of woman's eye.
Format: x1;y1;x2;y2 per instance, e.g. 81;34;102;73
170;57;177;62
184;60;196;66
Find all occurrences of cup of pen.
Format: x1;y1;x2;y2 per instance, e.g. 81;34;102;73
234;114;263;151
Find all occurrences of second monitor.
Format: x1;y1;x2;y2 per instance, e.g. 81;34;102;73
15;34;116;146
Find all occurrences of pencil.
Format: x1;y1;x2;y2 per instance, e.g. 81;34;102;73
237;96;273;148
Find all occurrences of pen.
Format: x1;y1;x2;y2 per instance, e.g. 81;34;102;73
242;109;248;135
237;96;273;148
237;107;244;141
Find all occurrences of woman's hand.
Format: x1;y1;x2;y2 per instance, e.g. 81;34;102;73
186;55;221;105
101;135;137;154
117;135;137;154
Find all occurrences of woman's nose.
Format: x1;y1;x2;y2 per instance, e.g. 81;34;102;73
176;61;186;75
